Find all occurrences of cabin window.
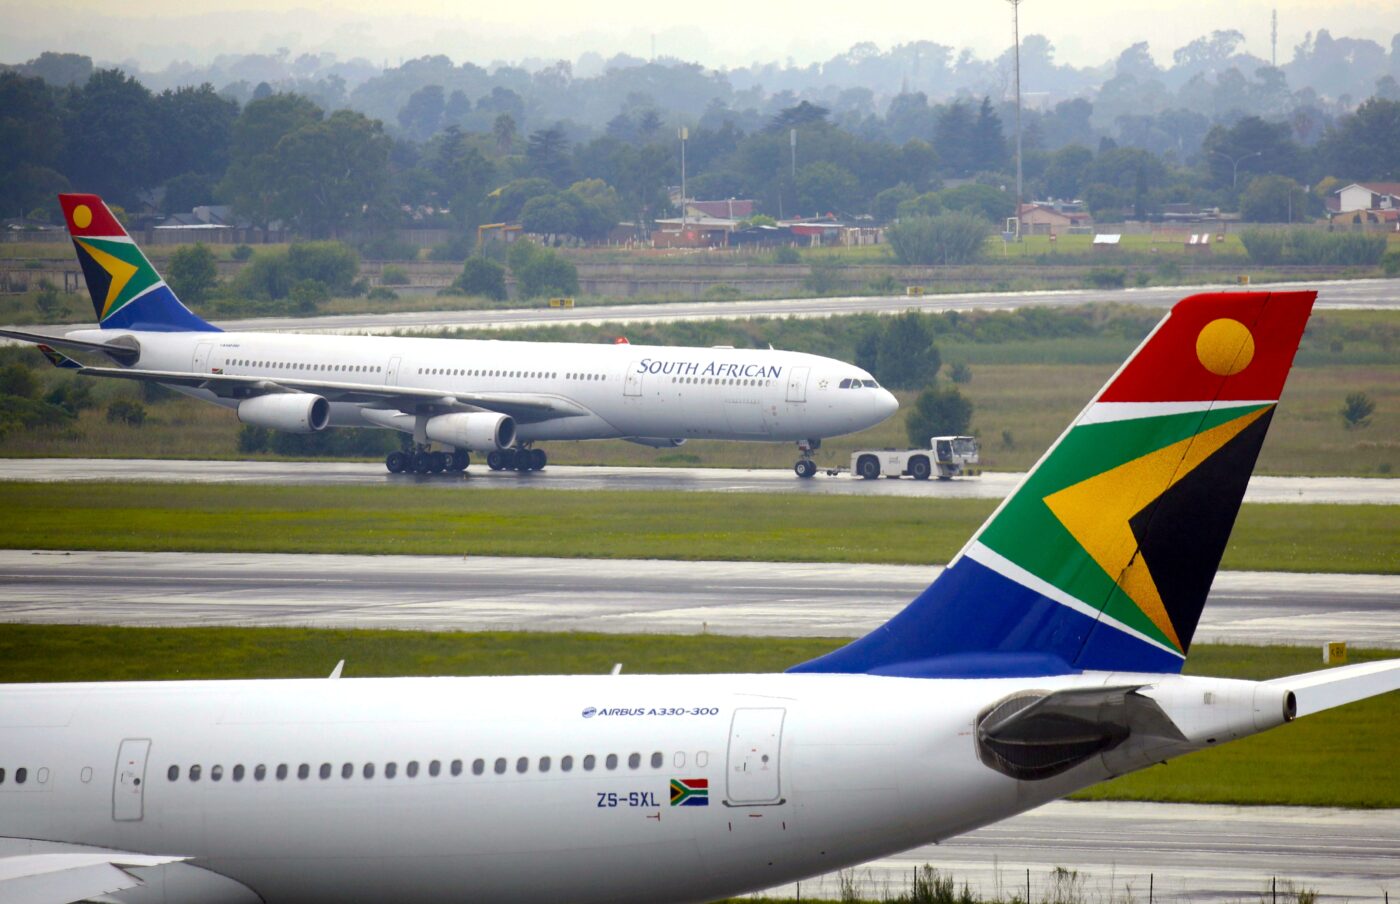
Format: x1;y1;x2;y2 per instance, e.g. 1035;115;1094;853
210;765;223;782
561;756;574;772
583;755;596;771
233;764;245;782
605;754;618;771
319;763;332;780
342;763;354;779
516;757;528;774
494;758;507;775
628;753;641;769
651;752;664;769
296;764;309;780
363;763;375;779
385;762;397;779
189;765;201;782
451;759;463;776
254;765;266;781
407;761;419;778
539;756;551;773
472;759;485;776
276;764;288;781
168;765;179;781
429;760;441;777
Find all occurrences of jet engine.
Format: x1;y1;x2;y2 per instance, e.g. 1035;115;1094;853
237;394;329;433
424;412;516;451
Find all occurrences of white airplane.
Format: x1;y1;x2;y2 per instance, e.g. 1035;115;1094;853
1;194;897;478
2;285;1396;904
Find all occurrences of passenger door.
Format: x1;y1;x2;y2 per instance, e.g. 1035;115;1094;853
785;367;809;404
623;361;643;397
725;707;785;806
112;738;151;821
192;342;214;373
385;355;401;386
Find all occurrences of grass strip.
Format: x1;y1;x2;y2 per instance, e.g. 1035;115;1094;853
1;483;1396;573
0;624;1394;808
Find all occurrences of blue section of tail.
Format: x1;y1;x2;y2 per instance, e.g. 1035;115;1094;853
788;556;1184;679
102;285;220;333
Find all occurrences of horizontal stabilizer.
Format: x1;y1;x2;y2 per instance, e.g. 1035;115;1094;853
1266;659;1400;718
0;329;140;366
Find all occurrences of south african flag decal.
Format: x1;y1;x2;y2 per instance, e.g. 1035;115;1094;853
670;778;708;806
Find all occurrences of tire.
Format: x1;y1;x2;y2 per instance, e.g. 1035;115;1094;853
857;456;880;480
385;451;407;474
528;448;547;471
450;451;469;471
411;452;431;473
909;456;931;481
487;451;504;471
428;451;447;473
794;459;816;478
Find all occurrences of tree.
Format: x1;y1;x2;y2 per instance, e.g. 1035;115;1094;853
525;127;573;186
796;162;859;214
166;243;218;305
1317;98;1400;181
1341;392;1375;429
887;213;991;265
487;178;555;223
1042;145;1093;200
456;256;507;300
905;387;973;445
1239;175;1310;223
873;183;917;222
398;85;444;141
520;194;581;237
508;240;579;298
268;110;392;237
933;101;976;177
971;97;1008;172
492;113;517;155
152;84;238;186
936;184;1014;223
61;69;159;203
868;311;941;390
220;93;323;227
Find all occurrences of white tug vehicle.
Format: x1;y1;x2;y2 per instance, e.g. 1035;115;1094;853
845;434;981;480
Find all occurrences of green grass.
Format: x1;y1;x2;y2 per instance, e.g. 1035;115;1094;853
0;483;1394;574
0;624;1393;808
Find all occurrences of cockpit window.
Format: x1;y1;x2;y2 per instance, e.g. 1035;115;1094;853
862;379;880;388
839;378;852;389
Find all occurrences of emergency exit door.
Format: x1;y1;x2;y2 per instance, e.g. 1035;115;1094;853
113;738;151;821
725;707;785;805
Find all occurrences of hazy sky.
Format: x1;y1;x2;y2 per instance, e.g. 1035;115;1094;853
3;0;1397;71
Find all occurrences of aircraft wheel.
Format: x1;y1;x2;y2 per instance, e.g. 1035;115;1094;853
411;451;432;473
909;457;932;481
528;448;547;471
487;451;505;471
450;451;470;472
385;451;408;474
857;455;880;480
794;459;816;479
428;451;448;473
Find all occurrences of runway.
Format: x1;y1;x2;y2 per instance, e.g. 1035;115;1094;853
7;280;1395;341
3;551;1395;647
3;458;1394;505
753;800;1400;903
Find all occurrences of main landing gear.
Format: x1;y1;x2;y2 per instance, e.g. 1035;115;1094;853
793;438;821;479
385;446;469;475
486;447;548;472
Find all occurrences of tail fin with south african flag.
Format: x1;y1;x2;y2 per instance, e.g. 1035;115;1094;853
59;193;218;333
791;291;1316;679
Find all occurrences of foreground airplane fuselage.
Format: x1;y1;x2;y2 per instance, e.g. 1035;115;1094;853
57;326;898;446
0;670;1296;904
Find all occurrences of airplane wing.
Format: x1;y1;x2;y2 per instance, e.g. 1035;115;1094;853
0;851;185;904
73;365;591;424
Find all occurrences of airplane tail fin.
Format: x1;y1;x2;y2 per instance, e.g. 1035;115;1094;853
58;194;218;333
791;291;1316;679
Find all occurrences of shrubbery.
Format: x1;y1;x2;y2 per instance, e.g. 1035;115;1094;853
1240;229;1387;266
508;241;579;299
238;424;400;457
456;256;508;300
887;213;991;265
905;386;973;446
214;241;361;315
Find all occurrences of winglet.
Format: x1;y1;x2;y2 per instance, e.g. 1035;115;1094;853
37;344;84;370
328;660;345;680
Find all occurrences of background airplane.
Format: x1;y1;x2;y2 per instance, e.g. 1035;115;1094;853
1;288;1395;904
0;194;898;478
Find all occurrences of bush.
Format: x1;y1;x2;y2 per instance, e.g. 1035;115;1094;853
905;386;973;446
269;427;400;457
704;284;742;300
456;257;508;300
358;236;418;261
0;363;39;399
1382;251;1400;276
105;399;146;426
803;259;841;295
1240;229;1388;266
949;362;972;384
1085;267;1127;289
428;235;474;262
366;286;399;301
863;311;942;390
1342;392;1375;429
167;243;219;305
887;213;991;265
238;425;269;453
231;244;254;261
866;274;900;295
35;280;64;319
45;380;94;415
773;246;801;264
379;265;410;286
290;279;331;312
287;242;359;293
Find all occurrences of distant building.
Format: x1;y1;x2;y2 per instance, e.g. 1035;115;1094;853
1334;182;1400;214
151;205;283;244
685;199;755;220
1018;202;1093;234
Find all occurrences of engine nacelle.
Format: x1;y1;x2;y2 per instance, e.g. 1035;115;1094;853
424;412;516;451
624;436;687;449
237;394;330;433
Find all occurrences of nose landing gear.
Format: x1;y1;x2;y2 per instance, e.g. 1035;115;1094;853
793;438;821;479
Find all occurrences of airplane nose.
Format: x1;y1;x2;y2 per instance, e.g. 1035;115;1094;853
878;389;899;419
